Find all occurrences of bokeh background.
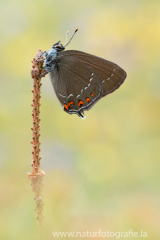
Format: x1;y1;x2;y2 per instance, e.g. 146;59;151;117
0;0;160;239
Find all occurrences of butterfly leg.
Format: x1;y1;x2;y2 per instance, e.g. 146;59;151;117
36;69;53;79
36;51;48;63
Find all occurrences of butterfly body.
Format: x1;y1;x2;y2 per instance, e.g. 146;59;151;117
38;30;127;119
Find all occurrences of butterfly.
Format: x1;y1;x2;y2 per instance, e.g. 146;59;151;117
36;28;127;119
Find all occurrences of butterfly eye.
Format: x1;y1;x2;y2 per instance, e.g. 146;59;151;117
55;45;65;50
52;42;65;51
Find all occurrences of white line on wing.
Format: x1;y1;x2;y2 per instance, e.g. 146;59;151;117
67;94;73;98
59;94;66;98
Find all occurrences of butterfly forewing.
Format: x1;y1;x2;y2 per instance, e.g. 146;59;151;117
61;50;127;97
50;55;103;118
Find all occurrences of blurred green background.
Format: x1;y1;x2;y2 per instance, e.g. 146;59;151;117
0;0;160;239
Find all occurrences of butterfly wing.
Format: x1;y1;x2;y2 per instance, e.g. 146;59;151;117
61;50;127;97
50;54;103;118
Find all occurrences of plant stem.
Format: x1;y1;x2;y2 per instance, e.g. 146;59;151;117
28;49;46;224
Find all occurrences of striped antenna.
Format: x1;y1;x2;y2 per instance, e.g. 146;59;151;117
64;28;78;47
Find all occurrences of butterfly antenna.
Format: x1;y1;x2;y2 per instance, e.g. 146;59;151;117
64;28;78;48
64;31;69;46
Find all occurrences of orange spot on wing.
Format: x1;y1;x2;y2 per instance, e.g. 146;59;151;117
78;100;84;107
86;97;90;102
90;93;94;97
68;101;74;107
64;104;68;111
93;90;96;93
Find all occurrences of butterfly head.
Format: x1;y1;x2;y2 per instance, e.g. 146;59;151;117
52;41;65;51
52;28;78;52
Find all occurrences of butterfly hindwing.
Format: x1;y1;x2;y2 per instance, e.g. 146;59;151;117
50;55;103;118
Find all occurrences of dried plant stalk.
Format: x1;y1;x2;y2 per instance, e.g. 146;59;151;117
28;49;46;224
